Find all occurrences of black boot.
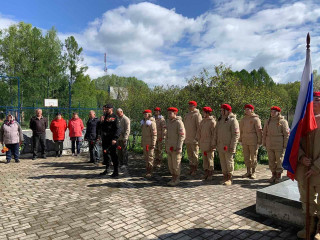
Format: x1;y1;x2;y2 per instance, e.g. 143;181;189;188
99;168;110;175
110;171;119;178
55;151;59;157
58;151;62;157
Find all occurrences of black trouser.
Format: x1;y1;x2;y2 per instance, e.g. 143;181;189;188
102;139;118;173
32;134;46;157
117;140;128;166
71;139;81;154
54;141;64;153
89;140;100;163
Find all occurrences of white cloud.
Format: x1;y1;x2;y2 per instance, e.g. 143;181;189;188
71;1;320;85
4;2;320;86
211;0;263;17
187;1;320;83
0;14;16;30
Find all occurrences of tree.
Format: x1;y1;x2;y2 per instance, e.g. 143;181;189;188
72;74;98;108
64;36;87;84
0;22;72;107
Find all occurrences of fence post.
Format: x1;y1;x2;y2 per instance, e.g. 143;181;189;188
132;132;136;149
69;80;71;120
17;77;21;123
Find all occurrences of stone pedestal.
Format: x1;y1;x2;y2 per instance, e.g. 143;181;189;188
256;179;303;226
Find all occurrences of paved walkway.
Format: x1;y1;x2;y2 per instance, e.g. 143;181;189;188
0;153;298;240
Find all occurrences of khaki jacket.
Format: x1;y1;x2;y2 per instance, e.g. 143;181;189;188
155;115;167;140
184;109;202;144
165;116;185;151
213;113;240;153
262;115;289;150
141;117;157;147
196;116;216;152
239;113;262;145
118;114;131;141
296;116;320;185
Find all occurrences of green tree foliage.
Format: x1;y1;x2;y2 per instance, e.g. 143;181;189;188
0;22;69;106
64;36;87;83
313;70;320;91
234;67;275;88
94;74;148;91
113;64;300;135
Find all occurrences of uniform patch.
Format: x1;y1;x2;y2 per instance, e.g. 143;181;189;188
179;128;184;135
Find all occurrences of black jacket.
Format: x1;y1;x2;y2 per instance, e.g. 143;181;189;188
98;113;121;142
30;116;48;135
84;117;99;141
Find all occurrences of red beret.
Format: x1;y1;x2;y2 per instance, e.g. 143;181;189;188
314;92;320;97
154;107;161;111
167;107;178;113
244;104;254;110
221;104;232;112
143;109;152;114
202;107;212;113
188;101;197;107
271;106;281;112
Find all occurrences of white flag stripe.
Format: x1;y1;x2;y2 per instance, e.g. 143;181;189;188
291;49;312;129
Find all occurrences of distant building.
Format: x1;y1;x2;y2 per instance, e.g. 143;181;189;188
108;86;128;100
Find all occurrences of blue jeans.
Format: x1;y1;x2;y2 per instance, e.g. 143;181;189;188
89;141;100;163
6;143;20;161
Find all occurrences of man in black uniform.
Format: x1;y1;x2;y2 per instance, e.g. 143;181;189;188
98;104;121;177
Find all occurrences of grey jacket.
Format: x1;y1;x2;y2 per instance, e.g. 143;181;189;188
0;121;23;144
118;115;131;141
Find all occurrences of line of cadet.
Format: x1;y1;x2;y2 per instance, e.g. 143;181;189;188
139;100;290;187
94;95;320;239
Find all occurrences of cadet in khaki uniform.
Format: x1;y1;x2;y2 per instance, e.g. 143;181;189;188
154;107;167;168
239;104;262;179
166;107;185;186
196;107;216;181
296;92;320;239
262;106;289;183
141;109;157;178
184;101;202;175
213;104;240;186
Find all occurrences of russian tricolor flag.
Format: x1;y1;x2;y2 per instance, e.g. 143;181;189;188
283;42;318;180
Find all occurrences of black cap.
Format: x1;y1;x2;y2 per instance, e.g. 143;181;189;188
104;104;113;109
55;112;62;116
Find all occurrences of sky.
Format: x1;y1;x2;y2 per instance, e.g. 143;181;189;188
1;0;320;86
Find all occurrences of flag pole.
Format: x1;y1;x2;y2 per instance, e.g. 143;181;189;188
305;32;311;240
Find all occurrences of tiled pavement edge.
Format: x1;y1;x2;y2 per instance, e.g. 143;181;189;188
0;153;298;240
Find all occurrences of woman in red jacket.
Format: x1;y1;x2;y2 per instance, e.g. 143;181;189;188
50;113;67;157
68;112;84;156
